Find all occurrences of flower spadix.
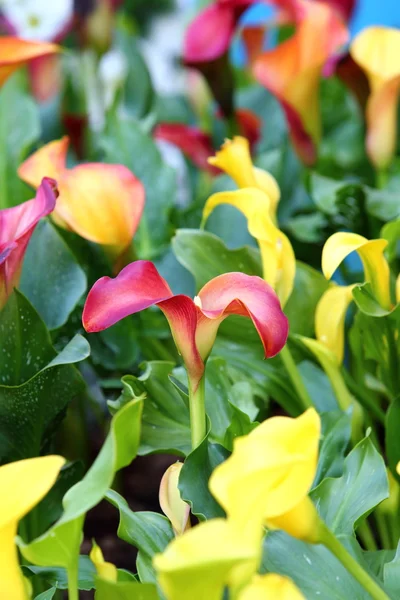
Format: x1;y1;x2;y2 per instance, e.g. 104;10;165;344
0;36;59;88
0;177;57;309
18;137;145;260
350;26;400;170
322;232;392;310
83;260;288;392
202;187;295;306
0;455;65;599
209;408;321;543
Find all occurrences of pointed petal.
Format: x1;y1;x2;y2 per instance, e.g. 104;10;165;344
154;123;217;174
56;163;145;252
196;271;289;359
208;136;258;189
90;541;118;583
18;137;69;189
83;261;204;386
239;574;305;600
0;37;59;87
315;284;354;365
159;462;191;536
322;232;391;309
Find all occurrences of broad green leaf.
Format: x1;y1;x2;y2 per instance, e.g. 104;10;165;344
34;589;56;600
352;283;399;317
381;218;400;262
23;556;96;591
20;220;87;330
311;436;388;535
385;397;400;480
310;173;346;215
100;115;176;258
366;187;400;222
20;399;143;591
365;550;396;580
95;578;159;600
262;530;371;599
90;317;140;371
313;410;351;486
179;432;229;521
384;543;400;597
298;361;338;412
172;229;261;290
0;292;89;462
106;489;174;584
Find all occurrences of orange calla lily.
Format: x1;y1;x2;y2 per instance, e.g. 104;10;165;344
253;0;348;165
18;137;145;260
350;26;400;170
0;37;59;88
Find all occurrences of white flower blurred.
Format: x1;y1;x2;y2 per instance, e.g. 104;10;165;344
1;0;74;41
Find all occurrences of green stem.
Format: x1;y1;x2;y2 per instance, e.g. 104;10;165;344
280;345;313;410
358;520;378;552
376;169;388;190
319;522;390;600
375;511;392;550
226;113;240;138
67;563;79;600
189;376;206;449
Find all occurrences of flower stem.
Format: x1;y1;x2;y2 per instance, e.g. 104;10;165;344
67;563;79;600
376;169;388;189
189;376;206;449
279;345;313;410
319;522;390;600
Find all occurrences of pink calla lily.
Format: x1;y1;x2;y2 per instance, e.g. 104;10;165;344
0;177;57;308
83;260;288;392
154;124;218;174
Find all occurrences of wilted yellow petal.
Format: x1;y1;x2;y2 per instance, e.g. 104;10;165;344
90;541;117;583
321;232;391;309
209;409;320;541
153;519;258;600
159;463;190;536
315;284;354;364
239;573;305;600
0;456;65;600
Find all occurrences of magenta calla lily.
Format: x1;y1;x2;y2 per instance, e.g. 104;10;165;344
83;260;288;394
0;177;57;309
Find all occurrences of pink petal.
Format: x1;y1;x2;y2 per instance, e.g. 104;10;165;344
154;123;218;174
183;3;237;64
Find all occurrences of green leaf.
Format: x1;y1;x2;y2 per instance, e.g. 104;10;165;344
381;218;400;262
95;579;159;600
310;172;346;215
384;543;400;597
90;317;139;371
100;115;176;258
172;229;261;290
311;436;388;535
298;361;338;412
179;432;229;520
313;410;351;486
20;220;87;330
106;489;174;584
352;283;399;317
262;530;371;599
0;292;89;462
385;397;400;480
20;399;144;589
34;589;56;600
23;556;96;591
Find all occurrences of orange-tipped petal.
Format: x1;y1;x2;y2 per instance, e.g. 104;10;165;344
55;163;145;252
154;123;218;174
253;0;348;165
0;37;59;87
196;272;289;359
0;177;57;307
18;137;69;189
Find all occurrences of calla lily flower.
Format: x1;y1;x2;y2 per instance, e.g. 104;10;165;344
0;455;65;599
322;232;392;310
90;541;118;583
159;463;191;536
202;188;295;306
0;36;60;88
239;574;305;600
350;26;400;170
0;177;57;309
83;260;288;393
209;408;321;544
315;283;355;365
253;0;348;165
18;137;145;261
208;137;281;219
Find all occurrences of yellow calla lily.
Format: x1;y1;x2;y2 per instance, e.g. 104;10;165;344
350;26;400;169
0;455;65;600
315;284;355;365
202;188;296;306
90;541;118;583
153;518;258;600
207;136;281;220
239;574;305;600
209;409;321;544
322;232;392;310
159;462;191;536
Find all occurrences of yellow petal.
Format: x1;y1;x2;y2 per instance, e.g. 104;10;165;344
90;541;118;583
239;574;305;600
351;26;400;92
315;284;354;364
0;37;59;88
153;519;258;600
159;463;190;536
321;232;391;310
18;137;69;189
209;409;320;540
0;456;65;600
266;495;320;543
253;166;281;219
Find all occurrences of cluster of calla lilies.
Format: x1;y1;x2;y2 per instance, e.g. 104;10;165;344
1;2;400;600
